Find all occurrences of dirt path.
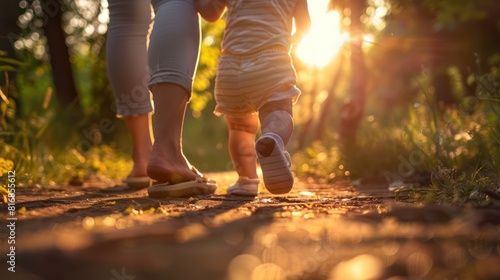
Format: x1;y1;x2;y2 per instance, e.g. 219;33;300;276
1;172;499;280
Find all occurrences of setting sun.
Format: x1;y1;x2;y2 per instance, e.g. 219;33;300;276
295;0;347;68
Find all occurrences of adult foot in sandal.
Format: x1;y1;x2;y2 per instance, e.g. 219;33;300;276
148;167;217;198
147;144;198;184
146;84;217;197
256;132;294;194
122;176;152;189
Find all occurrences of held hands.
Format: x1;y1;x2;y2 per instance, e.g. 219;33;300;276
195;0;227;22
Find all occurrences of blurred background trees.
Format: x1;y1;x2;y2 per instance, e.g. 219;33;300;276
1;0;499;203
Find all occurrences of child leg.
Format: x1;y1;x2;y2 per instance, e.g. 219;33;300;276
226;115;260;179
106;0;153;188
256;99;294;194
259;99;294;145
225;115;260;196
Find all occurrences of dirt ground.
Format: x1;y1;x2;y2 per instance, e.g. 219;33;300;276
1;171;500;280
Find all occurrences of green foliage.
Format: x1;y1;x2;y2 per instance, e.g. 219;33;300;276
0;53;29;181
2;11;230;186
183;106;232;172
0;158;14;196
424;0;489;25
67;145;133;183
191;20;226;116
430;167;496;205
5;0;499;204
0;49;126;185
293;68;500;206
1;99;132;185
0;50;24;72
293;141;342;181
395;167;498;206
293;0;500;207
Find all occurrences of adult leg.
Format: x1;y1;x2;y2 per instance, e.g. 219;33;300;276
106;0;153;182
226;115;259;179
147;0;203;184
147;84;195;183
125;115;153;178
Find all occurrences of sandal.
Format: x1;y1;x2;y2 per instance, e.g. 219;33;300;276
122;176;152;189
147;167;217;198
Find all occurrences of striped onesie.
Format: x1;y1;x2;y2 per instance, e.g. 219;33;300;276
213;0;301;117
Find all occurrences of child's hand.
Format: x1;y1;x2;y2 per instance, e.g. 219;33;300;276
195;0;227;22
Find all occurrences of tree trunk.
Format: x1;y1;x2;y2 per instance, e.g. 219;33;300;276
314;55;345;141
41;0;81;112
338;0;367;146
296;68;320;150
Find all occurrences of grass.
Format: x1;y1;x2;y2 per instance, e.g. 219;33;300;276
183;103;233;173
292;68;500;206
0;35;231;186
2;48;499;207
0;79;231;187
393;167;498;206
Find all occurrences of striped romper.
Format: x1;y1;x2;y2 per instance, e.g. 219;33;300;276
214;0;301;117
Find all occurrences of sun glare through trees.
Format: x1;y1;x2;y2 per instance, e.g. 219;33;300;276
295;0;346;68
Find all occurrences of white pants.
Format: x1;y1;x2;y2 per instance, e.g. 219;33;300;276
106;0;200;117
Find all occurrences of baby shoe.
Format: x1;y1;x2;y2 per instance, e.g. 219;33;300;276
255;132;294;194
227;177;260;196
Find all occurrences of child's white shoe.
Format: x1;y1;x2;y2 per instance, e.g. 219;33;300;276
255;132;294;194
227;177;260;197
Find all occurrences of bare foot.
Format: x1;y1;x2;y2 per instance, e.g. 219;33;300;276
127;144;152;179
147;145;196;183
127;160;149;178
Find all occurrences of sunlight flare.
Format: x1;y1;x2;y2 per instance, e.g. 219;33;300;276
295;0;346;68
